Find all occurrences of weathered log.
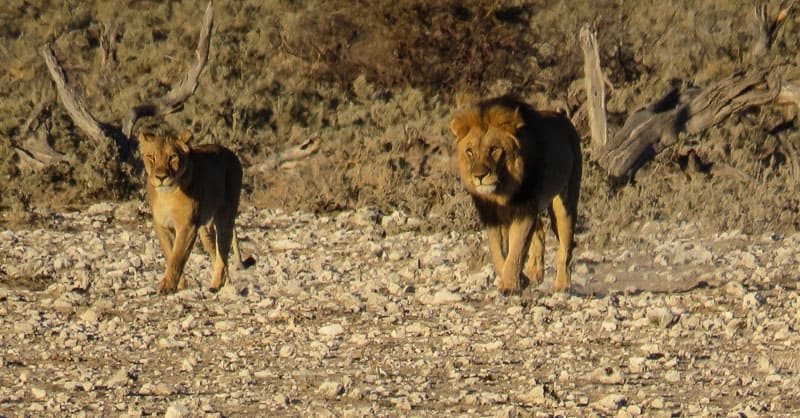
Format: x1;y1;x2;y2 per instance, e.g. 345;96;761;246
596;69;794;180
596;86;691;179
593;3;797;181
684;69;779;135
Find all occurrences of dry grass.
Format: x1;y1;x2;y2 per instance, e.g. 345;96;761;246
0;1;798;239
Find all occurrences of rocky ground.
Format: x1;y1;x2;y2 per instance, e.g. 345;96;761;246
1;201;800;417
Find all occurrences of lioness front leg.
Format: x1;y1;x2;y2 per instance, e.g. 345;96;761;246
499;216;535;294
154;223;175;262
158;224;198;294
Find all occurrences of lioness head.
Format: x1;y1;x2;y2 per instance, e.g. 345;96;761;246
450;104;525;201
138;132;193;191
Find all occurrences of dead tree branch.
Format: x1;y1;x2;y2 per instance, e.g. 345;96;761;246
776;133;800;183
12;90;69;171
40;44;108;145
247;135;321;174
751;1;794;58
122;2;214;139
41;1;214;169
580;25;608;156
99;19;119;70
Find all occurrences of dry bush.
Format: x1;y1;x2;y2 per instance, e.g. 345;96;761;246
1;0;798;240
277;0;540;96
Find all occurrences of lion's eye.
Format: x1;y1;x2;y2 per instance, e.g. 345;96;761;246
145;156;155;165
490;146;502;161
465;149;474;159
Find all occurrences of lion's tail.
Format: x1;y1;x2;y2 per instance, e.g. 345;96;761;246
232;229;256;269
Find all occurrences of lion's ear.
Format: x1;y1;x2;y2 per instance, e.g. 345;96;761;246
487;106;524;133
451;109;480;140
449;116;469;140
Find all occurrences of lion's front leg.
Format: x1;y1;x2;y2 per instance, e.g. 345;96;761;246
499;216;535;294
486;224;506;278
158;223;198;294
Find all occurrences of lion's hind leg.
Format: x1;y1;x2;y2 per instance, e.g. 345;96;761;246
523;215;545;288
549;195;574;293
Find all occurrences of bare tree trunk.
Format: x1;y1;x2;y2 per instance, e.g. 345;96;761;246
580;25;608;157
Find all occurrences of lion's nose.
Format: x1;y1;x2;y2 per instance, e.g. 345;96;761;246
155;174;168;183
474;172;489;184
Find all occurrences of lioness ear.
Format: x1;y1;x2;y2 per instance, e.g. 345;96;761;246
138;132;152;143
177;132;194;145
487;106;524;133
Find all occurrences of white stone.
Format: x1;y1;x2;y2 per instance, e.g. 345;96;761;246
318;324;345;337
164;402;190;418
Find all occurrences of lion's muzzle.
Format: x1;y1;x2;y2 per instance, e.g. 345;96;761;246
472;171;499;194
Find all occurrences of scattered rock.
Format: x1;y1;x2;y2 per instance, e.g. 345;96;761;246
319;381;345;398
165;403;190;418
0;205;797;416
318;324;345;337
593;394;627;411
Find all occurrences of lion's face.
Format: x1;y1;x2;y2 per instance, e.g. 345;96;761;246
450;106;525;202
138;132;193;191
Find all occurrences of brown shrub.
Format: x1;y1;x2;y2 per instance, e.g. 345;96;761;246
277;1;540;96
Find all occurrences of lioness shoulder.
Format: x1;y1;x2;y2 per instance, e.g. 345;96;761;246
450;96;582;293
138;132;251;295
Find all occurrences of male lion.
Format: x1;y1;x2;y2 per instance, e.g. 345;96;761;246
138;132;252;294
450;96;582;294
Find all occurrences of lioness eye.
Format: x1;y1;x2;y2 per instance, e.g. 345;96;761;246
465;149;474;159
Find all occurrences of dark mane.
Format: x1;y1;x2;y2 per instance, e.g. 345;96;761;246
476;95;539;124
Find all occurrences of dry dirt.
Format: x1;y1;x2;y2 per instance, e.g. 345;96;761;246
2;1;800;417
1;202;800;417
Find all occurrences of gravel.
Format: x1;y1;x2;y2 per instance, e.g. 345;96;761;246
1;203;799;416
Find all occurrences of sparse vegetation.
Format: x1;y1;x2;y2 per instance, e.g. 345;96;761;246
1;0;798;240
